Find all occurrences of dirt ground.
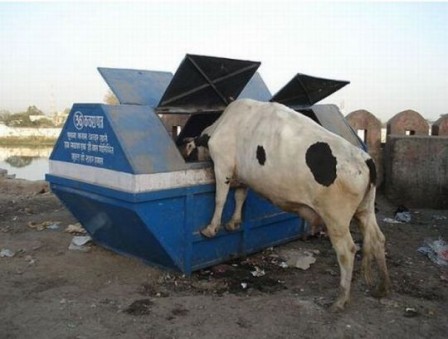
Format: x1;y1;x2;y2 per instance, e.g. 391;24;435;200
1;177;447;339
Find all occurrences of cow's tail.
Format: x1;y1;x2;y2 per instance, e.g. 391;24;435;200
356;158;388;290
365;158;377;187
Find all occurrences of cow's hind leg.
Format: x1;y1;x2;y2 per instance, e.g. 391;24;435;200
226;187;248;232
200;164;233;238
325;220;357;312
355;209;391;298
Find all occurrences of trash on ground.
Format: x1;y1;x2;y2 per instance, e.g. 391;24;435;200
68;235;92;252
278;261;288;269
417;238;448;267
383;217;402;224
404;307;419;317
279;249;317;270
28;221;61;231
250;266;266;277
394;205;411;223
65;223;87;234
432;215;447;221
241;282;248;289
24;255;36;265
0;248;15;257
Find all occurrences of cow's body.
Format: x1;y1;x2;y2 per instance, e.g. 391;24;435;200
186;99;390;310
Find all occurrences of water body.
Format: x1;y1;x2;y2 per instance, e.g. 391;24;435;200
0;147;52;181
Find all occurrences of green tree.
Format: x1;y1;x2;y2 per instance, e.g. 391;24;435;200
3;105;51;127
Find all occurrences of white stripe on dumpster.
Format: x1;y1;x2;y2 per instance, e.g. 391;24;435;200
48;160;215;193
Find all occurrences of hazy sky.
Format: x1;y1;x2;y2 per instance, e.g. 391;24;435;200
0;1;447;121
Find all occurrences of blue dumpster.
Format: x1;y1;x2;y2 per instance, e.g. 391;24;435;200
46;54;360;274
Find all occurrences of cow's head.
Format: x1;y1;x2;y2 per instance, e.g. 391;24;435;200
179;134;211;162
179;137;198;161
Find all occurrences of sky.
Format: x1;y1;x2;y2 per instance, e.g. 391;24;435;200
0;1;447;122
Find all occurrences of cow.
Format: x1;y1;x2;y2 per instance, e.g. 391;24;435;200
181;98;390;311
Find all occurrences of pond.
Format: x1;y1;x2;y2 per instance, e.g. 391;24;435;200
0;147;52;181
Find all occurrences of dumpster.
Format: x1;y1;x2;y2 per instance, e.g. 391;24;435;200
46;54;355;274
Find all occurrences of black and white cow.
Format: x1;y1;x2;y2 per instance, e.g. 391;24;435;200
182;99;390;311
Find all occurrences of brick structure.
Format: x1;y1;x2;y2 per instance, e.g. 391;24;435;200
386;109;429;136
431;115;448;136
346;109;383;185
384;135;448;208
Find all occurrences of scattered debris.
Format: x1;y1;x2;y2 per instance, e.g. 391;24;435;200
241;282;248;289
417;238;448;267
65;223;87;234
28;221;61;231
394;205;411;223
24;255;36;265
0;248;15;257
279;249;317;270
432;215;447;221
278;262;288;269
250;266;266;277
404;307;419;318
383;218;402;224
68;235;92;252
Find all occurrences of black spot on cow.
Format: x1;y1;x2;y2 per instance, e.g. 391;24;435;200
195;134;210;148
305;142;337;187
256;145;266;165
365;158;377;186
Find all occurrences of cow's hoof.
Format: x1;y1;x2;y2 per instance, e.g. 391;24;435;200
200;227;218;238
225;220;241;232
329;301;345;313
371;283;391;299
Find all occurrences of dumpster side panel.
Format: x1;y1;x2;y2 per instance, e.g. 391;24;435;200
50;104;132;173
51;183;180;270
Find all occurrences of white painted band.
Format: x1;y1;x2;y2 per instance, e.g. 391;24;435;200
48;160;215;193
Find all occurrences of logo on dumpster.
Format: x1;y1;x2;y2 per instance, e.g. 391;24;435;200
73;111;104;131
73;111;84;130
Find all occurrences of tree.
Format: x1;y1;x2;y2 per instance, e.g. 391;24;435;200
0;109;11;122
26;105;44;116
2;105;51;127
104;90;119;105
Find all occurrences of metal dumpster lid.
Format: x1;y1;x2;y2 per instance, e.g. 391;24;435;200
271;73;349;108
237;72;272;101
98;67;173;107
157;54;261;111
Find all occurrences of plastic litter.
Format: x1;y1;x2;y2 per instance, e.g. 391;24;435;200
0;248;15;257
404;307;419;317
68;235;92;252
394;205;411;223
395;212;411;223
279;249;317;270
250;266;266;277
383;217;402;224
417;238;448;267
28;221;61;231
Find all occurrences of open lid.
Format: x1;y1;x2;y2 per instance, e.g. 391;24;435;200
237;72;272;101
98;67;173;107
157;54;261;110
271;73;349;109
